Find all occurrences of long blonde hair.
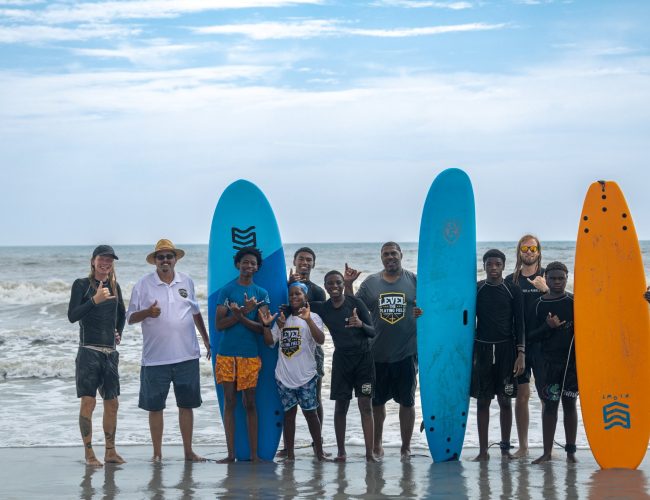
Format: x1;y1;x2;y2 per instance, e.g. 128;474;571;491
512;234;542;285
88;257;118;294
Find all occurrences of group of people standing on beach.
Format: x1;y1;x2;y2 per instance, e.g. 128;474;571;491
68;237;650;467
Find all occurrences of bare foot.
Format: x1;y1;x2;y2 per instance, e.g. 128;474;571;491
472;452;489;462
373;446;384;458
312;441;332;458
567;453;577;463
185;452;206;462
104;449;126;464
532;453;552;464
85;455;103;467
400;449;412;463
512;448;529;459
216;456;235;464
276;448;288;458
366;454;379;463
251;456;263;464
279;455;295;463
152;455;162;463
334;453;347;463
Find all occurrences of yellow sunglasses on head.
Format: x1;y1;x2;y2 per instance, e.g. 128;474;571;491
520;245;539;253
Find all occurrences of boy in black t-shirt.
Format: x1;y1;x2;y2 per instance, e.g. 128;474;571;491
528;262;577;464
311;270;378;462
471;249;525;461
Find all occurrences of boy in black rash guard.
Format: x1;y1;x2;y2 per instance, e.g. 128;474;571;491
471;249;525;461
528;262;578;464
505;234;548;458
68;245;126;467
310;270;378;462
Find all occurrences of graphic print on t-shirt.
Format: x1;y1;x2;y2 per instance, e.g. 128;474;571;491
378;292;406;325
280;327;302;358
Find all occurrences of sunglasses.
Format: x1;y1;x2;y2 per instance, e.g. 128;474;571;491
156;253;176;261
520;245;539;253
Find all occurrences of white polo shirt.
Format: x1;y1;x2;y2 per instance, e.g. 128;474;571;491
127;271;201;366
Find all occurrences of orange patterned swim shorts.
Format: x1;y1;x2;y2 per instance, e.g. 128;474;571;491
215;355;261;391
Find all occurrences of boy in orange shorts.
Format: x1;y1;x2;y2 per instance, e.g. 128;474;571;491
215;247;270;462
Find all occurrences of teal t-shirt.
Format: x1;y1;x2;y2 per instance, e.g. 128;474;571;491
216;280;270;358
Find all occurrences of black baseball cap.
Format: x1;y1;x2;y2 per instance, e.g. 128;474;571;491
92;245;119;260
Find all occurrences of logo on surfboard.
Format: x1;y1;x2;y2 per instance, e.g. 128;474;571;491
231;226;257;250
443;220;461;244
602;401;631;430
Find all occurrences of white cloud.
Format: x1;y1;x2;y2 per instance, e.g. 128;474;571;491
193;20;507;40
72;40;200;66
371;0;473;9
0;23;140;43
0;0;323;24
0;0;44;5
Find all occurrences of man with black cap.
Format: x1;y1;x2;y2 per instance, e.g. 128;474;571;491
68;244;126;467
127;239;210;462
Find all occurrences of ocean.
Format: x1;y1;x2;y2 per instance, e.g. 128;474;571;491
1;242;649;455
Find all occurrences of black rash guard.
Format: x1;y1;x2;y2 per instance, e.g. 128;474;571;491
476;279;524;346
527;293;575;358
311;296;375;354
68;277;126;348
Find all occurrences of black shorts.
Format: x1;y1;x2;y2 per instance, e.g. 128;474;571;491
139;359;202;411
330;350;375;401
534;353;578;402
470;340;517;400
372;354;418;407
76;347;120;400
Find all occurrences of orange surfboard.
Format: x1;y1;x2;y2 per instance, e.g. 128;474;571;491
575;180;650;469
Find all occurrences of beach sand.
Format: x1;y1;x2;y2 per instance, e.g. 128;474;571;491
1;445;648;499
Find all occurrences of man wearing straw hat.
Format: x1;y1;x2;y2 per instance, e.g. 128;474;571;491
127;239;210;462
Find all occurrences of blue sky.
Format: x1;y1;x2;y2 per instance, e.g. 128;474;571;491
1;0;649;245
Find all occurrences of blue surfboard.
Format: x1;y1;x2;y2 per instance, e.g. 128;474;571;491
417;168;476;462
208;179;286;461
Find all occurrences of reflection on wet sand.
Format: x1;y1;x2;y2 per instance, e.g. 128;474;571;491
7;446;647;499
588;468;649;499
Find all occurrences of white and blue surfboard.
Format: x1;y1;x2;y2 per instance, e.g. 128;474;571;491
417;168;476;462
208;179;286;461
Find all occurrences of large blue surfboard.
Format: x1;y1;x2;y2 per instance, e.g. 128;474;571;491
208;179;286;461
417;168;476;462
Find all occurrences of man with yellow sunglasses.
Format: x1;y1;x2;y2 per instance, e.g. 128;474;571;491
505;234;548;458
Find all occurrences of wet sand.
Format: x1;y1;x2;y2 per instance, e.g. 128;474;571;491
1;445;648;499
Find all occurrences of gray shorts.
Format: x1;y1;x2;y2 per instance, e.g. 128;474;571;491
138;358;202;411
76;346;120;400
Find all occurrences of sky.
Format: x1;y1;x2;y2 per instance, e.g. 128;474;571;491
1;0;649;246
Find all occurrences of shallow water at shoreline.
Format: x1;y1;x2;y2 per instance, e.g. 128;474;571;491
1;242;648;451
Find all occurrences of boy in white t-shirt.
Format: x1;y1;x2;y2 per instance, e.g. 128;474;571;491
259;282;328;461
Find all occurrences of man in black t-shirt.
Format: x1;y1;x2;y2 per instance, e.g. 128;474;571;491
505;234;548;458
471;249;525;461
